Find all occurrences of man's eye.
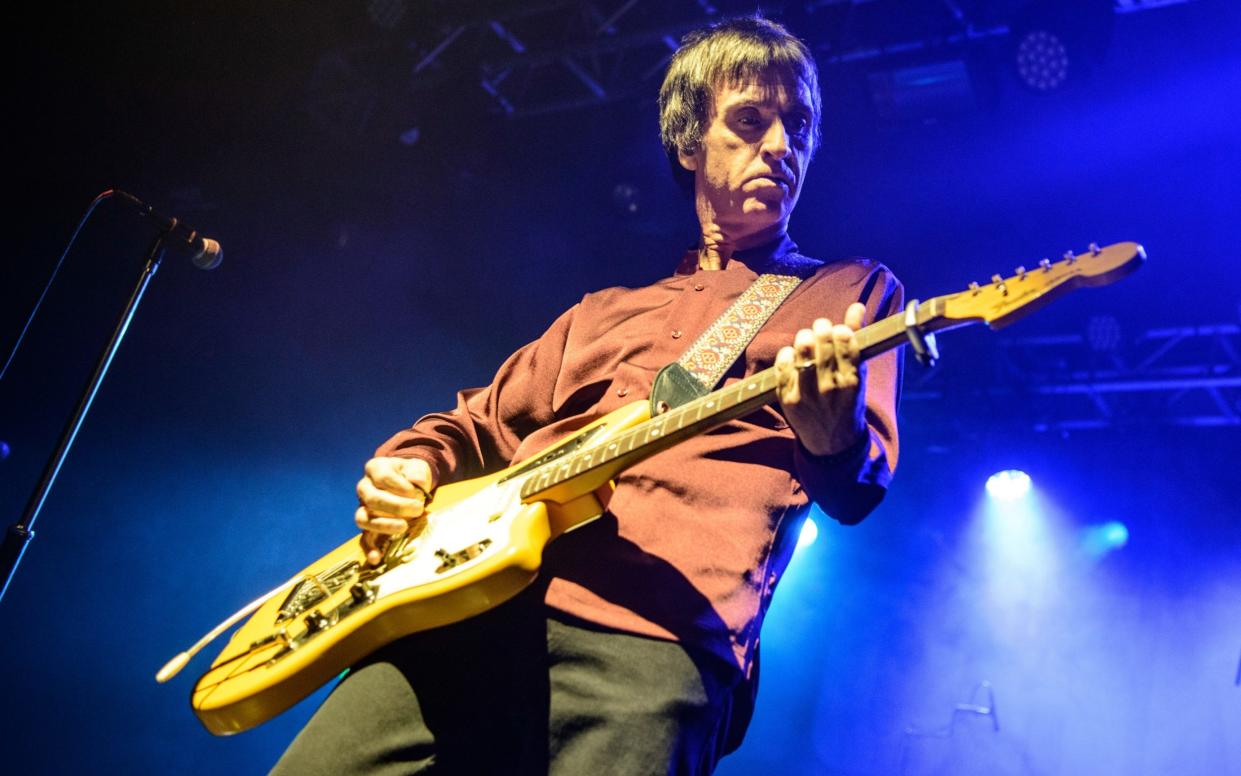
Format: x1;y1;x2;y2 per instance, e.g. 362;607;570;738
786;115;810;135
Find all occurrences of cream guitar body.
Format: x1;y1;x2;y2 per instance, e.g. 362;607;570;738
192;401;649;735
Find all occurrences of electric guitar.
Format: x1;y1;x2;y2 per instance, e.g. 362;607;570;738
160;241;1145;735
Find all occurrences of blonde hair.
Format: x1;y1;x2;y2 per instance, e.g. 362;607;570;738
658;16;822;193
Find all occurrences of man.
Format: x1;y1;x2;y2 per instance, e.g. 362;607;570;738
273;16;901;775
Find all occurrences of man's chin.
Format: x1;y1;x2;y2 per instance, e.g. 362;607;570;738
721;209;789;245
737;201;789;225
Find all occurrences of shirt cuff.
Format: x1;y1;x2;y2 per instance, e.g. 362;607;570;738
793;428;891;525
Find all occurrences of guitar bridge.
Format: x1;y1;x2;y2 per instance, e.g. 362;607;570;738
434;539;492;573
275;560;360;622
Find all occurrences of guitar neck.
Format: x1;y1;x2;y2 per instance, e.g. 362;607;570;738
519;303;928;501
518;241;1145;502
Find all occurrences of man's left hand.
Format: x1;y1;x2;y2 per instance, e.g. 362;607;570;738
775;301;868;457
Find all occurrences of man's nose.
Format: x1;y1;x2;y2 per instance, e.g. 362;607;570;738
760;119;791;159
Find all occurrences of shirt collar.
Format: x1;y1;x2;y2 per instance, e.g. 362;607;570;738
675;233;822;277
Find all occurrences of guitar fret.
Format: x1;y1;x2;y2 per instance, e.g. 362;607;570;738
527;366;797;495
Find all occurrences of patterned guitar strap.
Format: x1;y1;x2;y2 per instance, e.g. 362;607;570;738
650;270;804;415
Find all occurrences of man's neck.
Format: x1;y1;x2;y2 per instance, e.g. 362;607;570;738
697;223;788;271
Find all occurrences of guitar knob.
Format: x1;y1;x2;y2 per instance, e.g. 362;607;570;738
1015;265;1027;279
1039;258;1052;271
1063;250;1076;263
350;581;377;604
968;281;981;295
304;610;332;634
1089;242;1101;255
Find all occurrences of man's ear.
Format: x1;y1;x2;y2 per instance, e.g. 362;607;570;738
677;147;699;172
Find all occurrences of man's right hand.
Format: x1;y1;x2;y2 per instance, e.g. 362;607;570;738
355;457;435;565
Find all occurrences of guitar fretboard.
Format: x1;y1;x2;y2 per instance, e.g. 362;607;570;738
518;302;927;500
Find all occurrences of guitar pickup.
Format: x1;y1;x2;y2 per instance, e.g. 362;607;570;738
434;539;493;573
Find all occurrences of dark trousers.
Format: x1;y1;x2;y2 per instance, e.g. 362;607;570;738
270;589;747;775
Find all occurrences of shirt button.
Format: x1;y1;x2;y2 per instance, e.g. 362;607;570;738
617;387;629;397
671;330;682;339
693;283;705;291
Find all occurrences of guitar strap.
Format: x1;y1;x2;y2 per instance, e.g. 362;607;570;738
650;270;804;414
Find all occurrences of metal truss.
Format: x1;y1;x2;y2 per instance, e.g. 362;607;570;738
388;0;1199;118
904;321;1241;431
396;1;706;117
299;0;1204;134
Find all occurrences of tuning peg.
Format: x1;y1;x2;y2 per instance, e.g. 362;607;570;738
1063;250;1076;264
991;274;1007;295
1015;265;1027;280
1039;258;1052;271
1089;242;1101;255
968;281;981;295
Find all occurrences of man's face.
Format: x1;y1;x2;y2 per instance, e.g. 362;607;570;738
681;70;815;242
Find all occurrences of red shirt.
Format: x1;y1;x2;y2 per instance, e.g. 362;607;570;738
377;236;903;670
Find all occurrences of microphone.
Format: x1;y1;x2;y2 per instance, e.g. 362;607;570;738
113;190;223;269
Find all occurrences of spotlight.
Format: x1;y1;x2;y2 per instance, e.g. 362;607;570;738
986;470;1032;502
1010;0;1114;94
1015;29;1069;92
1082;520;1129;557
797;517;819;550
1102;521;1129;547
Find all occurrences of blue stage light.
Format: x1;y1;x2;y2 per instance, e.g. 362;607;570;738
986;469;1032;502
797;517;819;550
1082;520;1130;557
1101;521;1129;547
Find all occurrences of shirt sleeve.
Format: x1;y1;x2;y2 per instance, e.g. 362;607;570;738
373;304;578;488
792;264;904;525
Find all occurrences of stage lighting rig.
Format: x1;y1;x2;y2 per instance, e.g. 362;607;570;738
1010;0;1114;93
1014;27;1069;92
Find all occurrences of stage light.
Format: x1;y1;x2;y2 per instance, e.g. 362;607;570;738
986;470;1032;502
1015;29;1069;92
1010;0;1114;94
1101;521;1129;546
1082;520;1129;557
797;517;819;550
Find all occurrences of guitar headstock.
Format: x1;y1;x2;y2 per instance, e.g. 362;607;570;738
935;241;1145;330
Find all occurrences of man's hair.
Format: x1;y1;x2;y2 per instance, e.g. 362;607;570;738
658;16;822;195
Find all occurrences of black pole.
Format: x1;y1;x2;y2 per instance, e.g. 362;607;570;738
0;232;168;603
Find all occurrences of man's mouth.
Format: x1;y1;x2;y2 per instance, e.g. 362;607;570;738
752;174;792;188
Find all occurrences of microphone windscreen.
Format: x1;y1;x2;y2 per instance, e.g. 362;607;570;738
193;238;223;270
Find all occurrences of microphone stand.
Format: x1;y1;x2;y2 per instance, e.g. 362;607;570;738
1;231;170;603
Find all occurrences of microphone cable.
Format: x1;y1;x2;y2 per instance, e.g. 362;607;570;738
1;189;119;382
